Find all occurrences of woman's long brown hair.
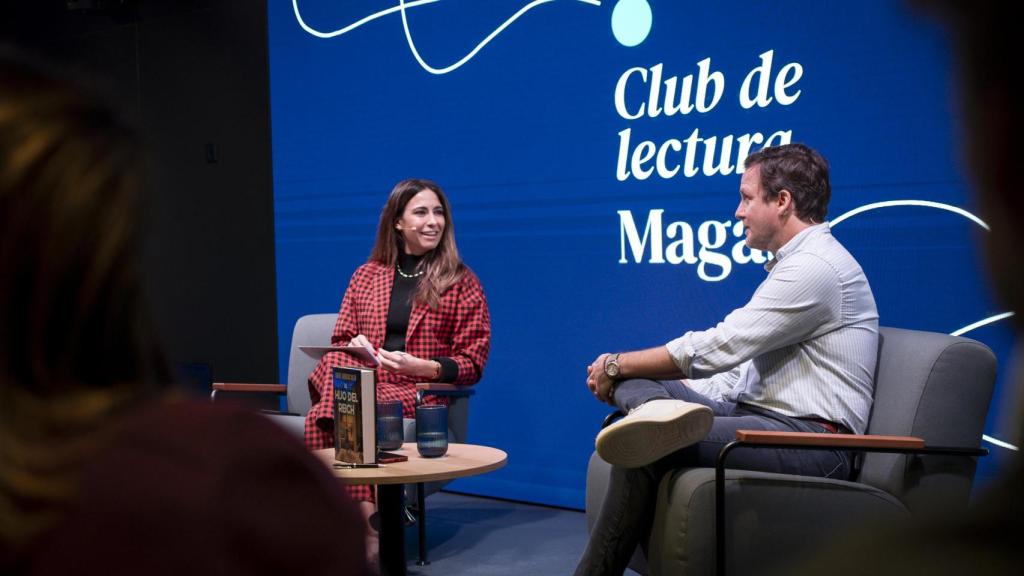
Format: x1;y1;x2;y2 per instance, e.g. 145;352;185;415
369;178;465;309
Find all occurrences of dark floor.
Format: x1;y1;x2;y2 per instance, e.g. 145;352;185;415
401;491;641;576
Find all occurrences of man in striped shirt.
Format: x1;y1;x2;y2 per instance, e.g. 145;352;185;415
576;143;879;576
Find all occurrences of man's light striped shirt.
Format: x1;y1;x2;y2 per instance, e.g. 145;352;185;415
666;224;879;434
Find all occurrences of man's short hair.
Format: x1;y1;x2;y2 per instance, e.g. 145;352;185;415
744;143;831;223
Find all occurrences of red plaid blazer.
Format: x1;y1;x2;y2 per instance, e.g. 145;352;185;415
304;260;490;451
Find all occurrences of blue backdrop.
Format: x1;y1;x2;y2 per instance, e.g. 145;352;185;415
268;0;1017;509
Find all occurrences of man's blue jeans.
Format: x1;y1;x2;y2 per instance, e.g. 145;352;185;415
574;379;851;576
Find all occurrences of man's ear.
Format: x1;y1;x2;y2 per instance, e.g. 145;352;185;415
776;189;793;214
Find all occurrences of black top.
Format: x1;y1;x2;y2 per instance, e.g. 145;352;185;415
383;252;458;382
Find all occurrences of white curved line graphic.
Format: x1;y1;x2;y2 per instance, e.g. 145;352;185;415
293;0;441;39
983;435;1019;451
400;0;601;75
950;312;1015;337
829;200;989;230
292;0;601;74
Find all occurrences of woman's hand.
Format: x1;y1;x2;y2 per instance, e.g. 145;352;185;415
377;349;437;379
348;334;373;349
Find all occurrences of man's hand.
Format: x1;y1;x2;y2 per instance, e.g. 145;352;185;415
585;347;684;406
586;353;617;406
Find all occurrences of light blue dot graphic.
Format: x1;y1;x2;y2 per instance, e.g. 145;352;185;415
611;0;652;47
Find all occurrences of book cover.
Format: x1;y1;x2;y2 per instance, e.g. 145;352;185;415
333;366;377;465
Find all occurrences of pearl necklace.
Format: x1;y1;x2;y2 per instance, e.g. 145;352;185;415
396;264;425;278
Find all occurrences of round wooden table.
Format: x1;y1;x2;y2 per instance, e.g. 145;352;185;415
315;443;507;576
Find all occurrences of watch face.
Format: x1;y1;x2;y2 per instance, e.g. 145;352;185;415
605;356;620;377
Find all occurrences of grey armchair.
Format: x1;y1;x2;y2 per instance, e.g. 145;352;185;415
209;313;334;436
585;326;997;576
212;312;475;564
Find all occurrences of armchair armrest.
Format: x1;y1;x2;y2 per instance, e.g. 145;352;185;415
414;383;476;403
210;382;286;401
734;430;925;449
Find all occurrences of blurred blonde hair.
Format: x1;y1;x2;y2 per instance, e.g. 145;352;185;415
0;51;168;552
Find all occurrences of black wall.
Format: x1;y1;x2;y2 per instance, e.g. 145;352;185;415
3;0;279;389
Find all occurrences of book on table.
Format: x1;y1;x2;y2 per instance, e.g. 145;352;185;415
333;366;377;466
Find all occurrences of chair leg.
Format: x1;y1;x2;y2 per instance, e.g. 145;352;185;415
416;482;430;566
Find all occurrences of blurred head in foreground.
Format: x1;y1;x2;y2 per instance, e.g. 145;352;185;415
0;49;168;553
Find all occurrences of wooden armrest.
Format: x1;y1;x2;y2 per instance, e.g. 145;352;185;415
735;430;925;449
212;383;287;394
414;383;476;397
259;409;303;417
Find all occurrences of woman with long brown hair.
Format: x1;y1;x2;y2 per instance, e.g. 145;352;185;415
304;178;491;559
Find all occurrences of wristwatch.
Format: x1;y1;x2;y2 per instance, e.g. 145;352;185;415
604;353;622;379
